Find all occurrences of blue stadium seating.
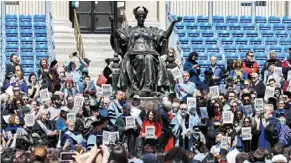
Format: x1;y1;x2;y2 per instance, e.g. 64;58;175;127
228;23;241;30
279;38;291;45
257;24;271;30
201;30;214;37
213;15;224;23
205;37;217;45
178;37;189;45
175;23;184;30
183;16;195;23
185;23;198;30
5;29;18;37
249;38;263;45
276;53;286;60
212;53;224;61
264;38;278;45
223;45;237;53
35;37;48;45
214;23;227;30
268;16;280;23
240;53;246;59
217;31;230;38
36;53;49;61
251;45;266;53
269;46;282;53
177;31;186;37
192;45;205;53
206;45;220;53
20;37;33;45
35;45;48;53
21;44;33;52
260;31;274;38
216;60;225;66
34;14;46;22
20;29;33;37
273;23;286;31
5;14;17;22
199;23;212;30
235;38;248;45
187;30;200;37
5;44;18;53
255;16;267;24
274;31;288;38
180;45;191;53
197;60;210;68
6;37;19;45
197;15;208;23
237;45;251;53
240;16;252;23
257;60;265;67
231;30;244;38
197;53;208;60
241;24;255;30
19;15;32;22
287;24;291;30
282;16;291;24
21;52;34;58
283;46;290;53
226;16;238;23
5;22;18;30
224;53;238;60
19;22;32;30
189;37;203;45
220;38;234;45
254;53;267;60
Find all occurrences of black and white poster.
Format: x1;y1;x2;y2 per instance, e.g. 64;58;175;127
171;67;182;79
264;86;275;101
102;84;112;97
24;114;34;127
220;136;231;149
125;116;135;129
109;131;119;144
254;98;264;112
274;67;282;77
200;107;208;118
145;126;155;139
287;70;291;81
67;113;76;122
241;127;252;140
39;88;50;102
187;97;196;111
209;86;219;98
102;131;110;145
242;105;253;117
222;111;233;124
74;96;84;108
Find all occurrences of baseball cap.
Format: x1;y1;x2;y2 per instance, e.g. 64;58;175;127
133;95;140;100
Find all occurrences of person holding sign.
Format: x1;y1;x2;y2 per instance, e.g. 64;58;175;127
62;80;79;101
183;52;202;87
141;110;162;147
115;102;140;157
61;120;86;151
204;56;223;86
171;104;200;151
175;72;196;102
250;73;266;98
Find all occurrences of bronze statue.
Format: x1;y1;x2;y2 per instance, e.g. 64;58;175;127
110;6;182;97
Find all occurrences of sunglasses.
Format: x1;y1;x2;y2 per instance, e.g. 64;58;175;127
13;89;20;91
231;105;237;107
180;108;187;111
22;98;28;101
251;76;257;79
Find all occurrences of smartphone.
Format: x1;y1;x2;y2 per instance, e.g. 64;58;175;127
60;152;76;161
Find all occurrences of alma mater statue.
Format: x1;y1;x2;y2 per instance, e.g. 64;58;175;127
110;6;182;97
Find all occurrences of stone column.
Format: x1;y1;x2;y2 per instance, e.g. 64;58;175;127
52;1;69;21
125;1;159;27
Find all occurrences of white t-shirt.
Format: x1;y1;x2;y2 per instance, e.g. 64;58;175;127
48;107;60;120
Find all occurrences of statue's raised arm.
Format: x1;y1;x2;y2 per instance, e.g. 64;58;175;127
162;16;182;40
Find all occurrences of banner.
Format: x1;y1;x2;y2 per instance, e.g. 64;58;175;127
171;67;182;79
222;111;233;124
24;114;34;127
241;127;252;140
145;126;155;139
67;113;76;122
39;88;50;102
254;98;264;112
74;96;84;108
125;116;135;129
102;84;113;97
209;86;219;98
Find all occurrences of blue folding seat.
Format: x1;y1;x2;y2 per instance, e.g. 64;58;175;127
201;30;214;37
228;23;241;30
257;24;271;30
264;38;278;45
171;15;177;20
35;37;48;45
5;22;18;30
21;44;33;52
213;53;224;61
192;45;205;53
213;15;224;23
274;31;288;38
20;37;33;45
226;16;238;23
283;46;290;53
197;60;210;68
177;30;186;37
35;44;48;53
231;30;244;38
214;23;227;30
19;22;32;30
255;16;267;24
199;23;212;30
216;60;225;67
217;31;230;38
279;38;291;45
268;16;281;24
287;24;291;30
197;15;208;23
241;24;255;30
235;38;248;45
220;38;234;45
19;15;32;22
257;60;265;67
5;44;18;53
224;53;238;60
175;23;185;30
237;45;251;53
189;37;203;45
269;45;282;53
34;14;46;22
20;29;33;37
249;38;263;45
179;45;191;53
182;52;189;58
187;30;200;37
178;37;189;45
22;67;35;74
6;37;19;45
251;45;266;53
282;16;291;24
5;14;17;22
205;38;217;45
5;52;19;58
21;52;34;58
223;45;237;53
240;53;246;59
197;53;208;60
36;53;49;61
276;53;286;60
35;29;47;37
185;23;198;30
206;45;220;53
183;16;195;23
240;16;252;23
260;31;274;38
273;24;286;31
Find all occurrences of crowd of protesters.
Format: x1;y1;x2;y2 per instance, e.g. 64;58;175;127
1;49;291;163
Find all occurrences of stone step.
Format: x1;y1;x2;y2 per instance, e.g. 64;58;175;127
54;40;109;46
54;38;110;43
56;45;112;52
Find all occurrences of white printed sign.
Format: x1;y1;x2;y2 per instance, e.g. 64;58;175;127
254;98;264;112
200;107;208;118
102;131;110;145
66;73;74;81
209;86;219;98
102;84;112;97
171;67;182;79
222;111;233;124
274;67;282;77
2;115;11;123
241;127;252;140
74;96;84;108
264;86;275;101
187;97;196;111
145;126;155;139
16;128;28;136
287;71;291;81
125;116;135;129
67;113;76;122
242;105;253;117
24;114;34;127
102;131;120;145
39;88;50;102
220;136;231;149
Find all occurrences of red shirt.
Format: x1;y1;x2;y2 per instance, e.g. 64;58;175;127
141;120;162;138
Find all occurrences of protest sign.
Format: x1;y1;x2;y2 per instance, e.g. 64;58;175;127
288;71;291;81
171;67;182;79
222;111;233;124
241;127;252;140
145;126;155;139
254;98;264;112
200;107;208;118
209;86;219;98
102;84;112;97
74;96;84;108
274;67;282;77
24;114;34;127
109;131;119;143
187;97;196;111
242;105;253;117
2;115;11;124
125;116;135;129
102;131;110;145
39;88;50;102
16;128;28;136
66;73;74;81
67;113;76;122
220;136;231;149
86;80;95;91
264;86;275;101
